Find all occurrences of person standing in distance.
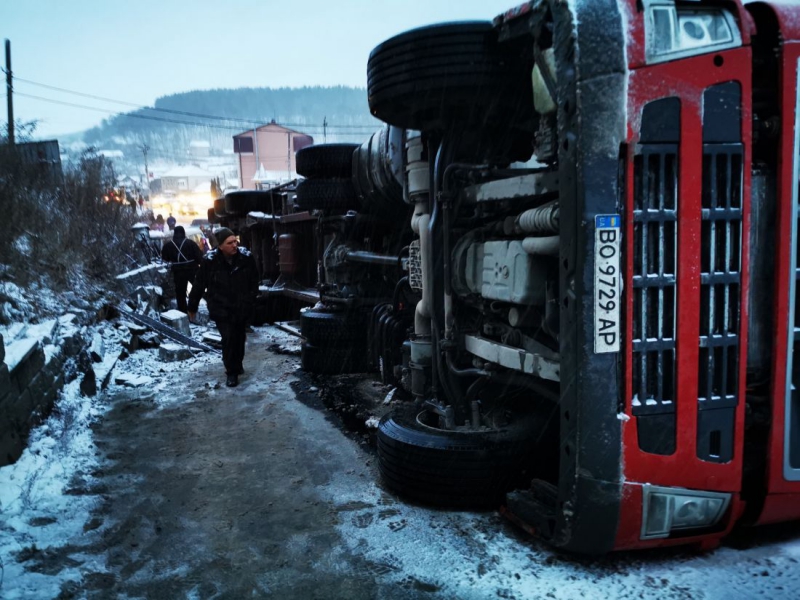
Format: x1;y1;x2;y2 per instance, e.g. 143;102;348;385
188;228;258;387
161;225;203;313
167;213;177;231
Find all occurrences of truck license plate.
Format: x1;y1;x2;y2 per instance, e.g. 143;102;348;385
594;215;621;353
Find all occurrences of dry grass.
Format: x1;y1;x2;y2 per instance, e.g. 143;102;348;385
0;144;138;323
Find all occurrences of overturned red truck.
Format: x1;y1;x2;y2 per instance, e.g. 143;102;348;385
227;0;800;553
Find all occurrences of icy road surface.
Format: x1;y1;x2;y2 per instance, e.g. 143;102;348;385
1;326;799;599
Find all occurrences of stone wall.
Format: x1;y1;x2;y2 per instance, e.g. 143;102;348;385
1;277;208;466
0;315;92;466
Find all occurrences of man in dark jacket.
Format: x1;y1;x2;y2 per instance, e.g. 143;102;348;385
161;225;204;313
188;228;259;387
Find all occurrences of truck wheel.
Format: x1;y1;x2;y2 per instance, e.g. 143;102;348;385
377;406;538;507
296;143;359;179
213;198;227;218
301;341;369;375
224;190;276;215
368;21;532;131
300;308;365;346
295;179;359;212
250;227;263;277
224;193;251;215
251;300;272;326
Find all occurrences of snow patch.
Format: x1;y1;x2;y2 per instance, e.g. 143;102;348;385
3;338;39;371
114;373;154;387
0;378;102;599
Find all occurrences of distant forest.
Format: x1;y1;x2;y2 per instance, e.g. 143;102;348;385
81;86;382;154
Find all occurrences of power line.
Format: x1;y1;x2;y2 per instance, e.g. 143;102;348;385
16;92;375;137
17;91;378;137
15;76;266;126
16;92;247;130
14;76;381;130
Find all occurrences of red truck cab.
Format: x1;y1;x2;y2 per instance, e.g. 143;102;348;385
495;0;800;552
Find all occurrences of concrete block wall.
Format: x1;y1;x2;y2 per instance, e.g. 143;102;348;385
0;315;89;466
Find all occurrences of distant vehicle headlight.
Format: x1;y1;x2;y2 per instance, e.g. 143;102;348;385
645;0;741;64
641;484;731;539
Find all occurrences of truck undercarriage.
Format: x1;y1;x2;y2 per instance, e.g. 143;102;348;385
216;0;800;554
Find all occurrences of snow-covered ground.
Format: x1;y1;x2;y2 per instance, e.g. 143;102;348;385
1;321;800;598
0;318;221;598
0;377;102;597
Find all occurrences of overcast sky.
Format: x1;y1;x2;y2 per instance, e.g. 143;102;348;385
2;0;522;139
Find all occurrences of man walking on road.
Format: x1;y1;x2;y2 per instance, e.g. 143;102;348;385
161;225;203;313
188;228;259;387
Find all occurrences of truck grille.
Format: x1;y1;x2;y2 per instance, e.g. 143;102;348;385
631;144;678;455
697;144;742;463
695;82;744;464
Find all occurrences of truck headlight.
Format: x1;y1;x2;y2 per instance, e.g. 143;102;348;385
641;484;731;539
645;1;742;64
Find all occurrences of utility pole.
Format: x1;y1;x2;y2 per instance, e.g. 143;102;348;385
5;39;14;146
323;116;327;143
140;144;150;192
253;128;260;189
287;132;291;180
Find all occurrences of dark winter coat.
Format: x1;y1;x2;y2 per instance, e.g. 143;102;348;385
188;247;259;323
161;233;203;272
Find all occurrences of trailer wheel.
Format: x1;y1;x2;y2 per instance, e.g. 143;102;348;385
250;227;263;277
224;192;254;215
301;341;369;375
213;198;227;218
296;143;359;179
377;406;539;507
300;308;365;346
295;179;359;211
367;21;533;131
224;190;276;215
251;300;272;326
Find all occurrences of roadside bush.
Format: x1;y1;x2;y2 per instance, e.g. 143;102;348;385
0;135;138;323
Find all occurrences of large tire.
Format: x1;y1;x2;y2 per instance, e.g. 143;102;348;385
295;179;358;212
296;143;359;179
224;190;276;215
251;299;272;326
301;341;370;375
352;126;408;218
368;21;533;131
377;406;539;507
250;227;263;278
300;308;365;346
214;198;227;218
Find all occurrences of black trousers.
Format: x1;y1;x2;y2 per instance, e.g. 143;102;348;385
173;269;196;313
216;320;247;375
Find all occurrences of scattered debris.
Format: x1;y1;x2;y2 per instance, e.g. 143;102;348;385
159;310;191;337
158;343;194;362
202;332;222;347
383;388;397;405
114;373;153;387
